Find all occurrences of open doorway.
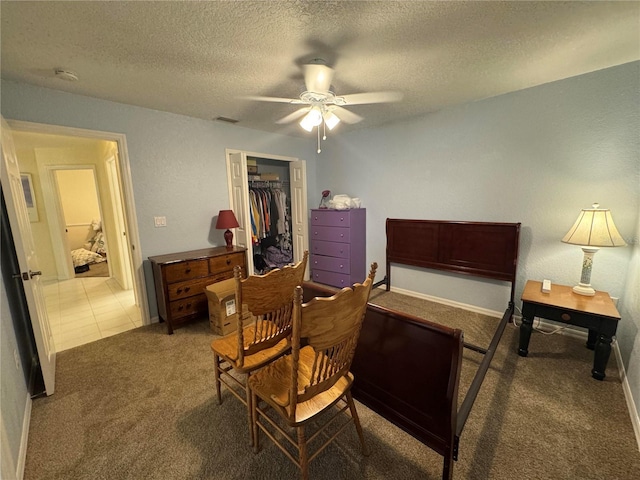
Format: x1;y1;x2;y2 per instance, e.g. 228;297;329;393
7;121;148;351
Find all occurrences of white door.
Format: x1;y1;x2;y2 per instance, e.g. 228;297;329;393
227;151;253;269
106;154;132;290
1;117;56;395
290;160;309;274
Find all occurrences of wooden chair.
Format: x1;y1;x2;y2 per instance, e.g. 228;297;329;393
248;263;377;480
210;251;308;443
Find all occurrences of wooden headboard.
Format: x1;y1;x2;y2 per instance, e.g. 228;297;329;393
383;219;521;303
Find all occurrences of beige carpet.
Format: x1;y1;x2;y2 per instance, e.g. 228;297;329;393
24;289;640;479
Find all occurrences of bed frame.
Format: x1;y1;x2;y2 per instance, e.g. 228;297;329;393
303;219;520;479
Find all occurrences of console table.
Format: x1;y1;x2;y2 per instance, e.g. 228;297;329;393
518;280;620;380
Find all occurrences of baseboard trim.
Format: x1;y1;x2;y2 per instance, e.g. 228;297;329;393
381;285;505;319
614;341;640;451
17;393;32;479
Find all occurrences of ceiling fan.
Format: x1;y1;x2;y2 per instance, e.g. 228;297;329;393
246;60;403;152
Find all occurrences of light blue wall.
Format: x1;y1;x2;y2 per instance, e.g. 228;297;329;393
320;61;639;310
0;80;316;257
0;79;319;321
0;274;28;478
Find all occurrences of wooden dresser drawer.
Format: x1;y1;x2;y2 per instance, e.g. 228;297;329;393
169;294;208;320
311;254;351;275
209;252;245;274
164;259;209;283
311;240;350;259
311;269;352;289
311;226;351;243
167;277;212;301
311;209;353;227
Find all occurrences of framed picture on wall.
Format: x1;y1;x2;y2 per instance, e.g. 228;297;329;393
20;173;38;222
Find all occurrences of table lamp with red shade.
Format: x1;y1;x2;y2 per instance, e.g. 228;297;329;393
216;209;240;249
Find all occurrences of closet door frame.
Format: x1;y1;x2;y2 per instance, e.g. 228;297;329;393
225;149;309;277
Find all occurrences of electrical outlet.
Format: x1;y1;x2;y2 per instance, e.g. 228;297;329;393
154;216;167;227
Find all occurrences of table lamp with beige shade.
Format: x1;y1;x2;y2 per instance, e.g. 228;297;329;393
562;203;626;296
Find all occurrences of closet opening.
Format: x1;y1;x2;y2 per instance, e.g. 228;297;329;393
226;150;309;278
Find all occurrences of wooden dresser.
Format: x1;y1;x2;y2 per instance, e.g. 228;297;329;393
309;209;366;289
149;246;247;334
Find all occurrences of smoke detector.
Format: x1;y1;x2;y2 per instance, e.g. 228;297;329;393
54;68;78;81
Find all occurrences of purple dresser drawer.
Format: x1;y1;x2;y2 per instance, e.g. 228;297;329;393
311;254;350;274
311;226;350;243
311;240;350;259
311;209;353;227
311;269;352;289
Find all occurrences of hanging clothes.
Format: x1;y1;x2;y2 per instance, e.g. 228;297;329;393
248;184;292;272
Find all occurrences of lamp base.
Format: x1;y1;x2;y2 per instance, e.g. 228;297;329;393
224;229;233;250
573;283;595;296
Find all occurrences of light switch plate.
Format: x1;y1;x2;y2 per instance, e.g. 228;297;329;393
154;216;166;227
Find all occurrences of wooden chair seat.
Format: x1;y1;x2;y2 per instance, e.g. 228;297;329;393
249;346;353;424
210;323;290;373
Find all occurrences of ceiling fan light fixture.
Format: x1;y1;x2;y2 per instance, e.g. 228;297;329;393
323;111;340;130
300;108;322;131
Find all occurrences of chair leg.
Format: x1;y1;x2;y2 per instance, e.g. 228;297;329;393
346;391;370;456
297;425;309;480
213;354;222;405
251;391;260;453
245;375;254;446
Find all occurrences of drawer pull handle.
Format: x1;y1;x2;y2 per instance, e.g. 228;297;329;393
340;218;344;221
185;268;191;274
339;264;344;269
186;303;192;308
185;287;190;293
178;306;183;311
226;259;231;265
340;234;344;237
561;313;571;321
177;288;182;294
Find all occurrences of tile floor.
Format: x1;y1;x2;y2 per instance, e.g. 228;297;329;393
43;276;142;352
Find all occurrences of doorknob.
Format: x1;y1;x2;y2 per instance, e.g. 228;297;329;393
14;271;41;280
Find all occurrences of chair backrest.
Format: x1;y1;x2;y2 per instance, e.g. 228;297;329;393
235;251;308;366
289;263;377;411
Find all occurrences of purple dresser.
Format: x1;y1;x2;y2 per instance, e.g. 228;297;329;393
310;208;366;289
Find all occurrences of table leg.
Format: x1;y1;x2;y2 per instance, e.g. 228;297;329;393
586;329;598;350
591;334;612;381
518;315;533;357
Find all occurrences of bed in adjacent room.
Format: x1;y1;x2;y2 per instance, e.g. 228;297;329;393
70;219;108;276
303;218;521;480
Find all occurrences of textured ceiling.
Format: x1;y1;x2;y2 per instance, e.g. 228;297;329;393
1;1;639;137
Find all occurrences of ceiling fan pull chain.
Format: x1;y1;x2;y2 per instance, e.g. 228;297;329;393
322;121;327;141
317;126;321;153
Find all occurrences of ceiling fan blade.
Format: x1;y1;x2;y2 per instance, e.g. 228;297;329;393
303;63;335;93
340;91;403;105
276;107;310;124
244;95;304;104
332;106;363;124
